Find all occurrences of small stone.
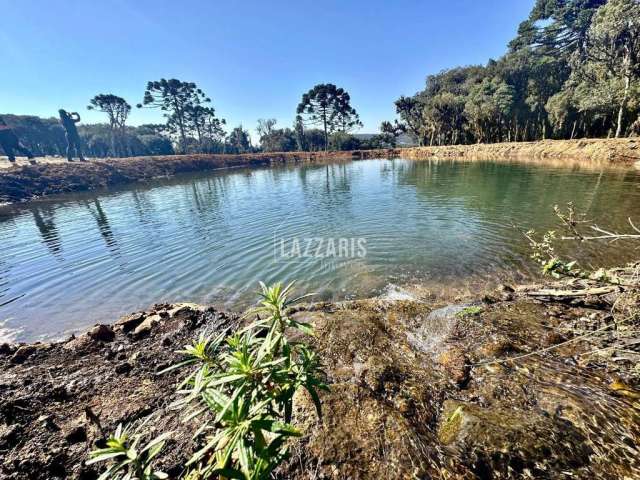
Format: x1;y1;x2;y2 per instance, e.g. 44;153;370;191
88;324;115;342
10;345;36;364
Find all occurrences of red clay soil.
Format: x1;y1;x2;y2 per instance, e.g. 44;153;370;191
1;138;639;204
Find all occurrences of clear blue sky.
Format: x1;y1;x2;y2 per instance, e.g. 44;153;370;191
1;0;534;138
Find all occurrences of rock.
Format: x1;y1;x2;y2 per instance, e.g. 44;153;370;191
133;314;162;337
0;343;15;355
493;284;515;301
10;345;36;364
62;334;94;353
437;400;591;473
114;312;146;333
87;324;115;342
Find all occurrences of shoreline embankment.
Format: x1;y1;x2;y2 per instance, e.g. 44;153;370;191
1;138;639;204
1;275;639;479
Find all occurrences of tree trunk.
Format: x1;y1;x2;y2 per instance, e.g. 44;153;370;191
616;73;630;138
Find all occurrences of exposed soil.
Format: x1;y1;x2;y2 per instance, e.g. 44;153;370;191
1;282;638;479
1;138;639;204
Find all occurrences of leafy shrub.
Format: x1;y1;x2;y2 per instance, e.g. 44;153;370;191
89;282;327;480
86;423;170;480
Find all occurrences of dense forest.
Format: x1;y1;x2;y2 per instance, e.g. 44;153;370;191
391;0;640;145
2;0;638;159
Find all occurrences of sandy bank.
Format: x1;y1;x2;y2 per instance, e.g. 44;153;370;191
1;138;639;204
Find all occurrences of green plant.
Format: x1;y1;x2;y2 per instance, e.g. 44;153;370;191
455;306;483;318
172;281;327;479
86;423;170;480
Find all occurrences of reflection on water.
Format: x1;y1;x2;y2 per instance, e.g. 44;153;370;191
0;158;639;341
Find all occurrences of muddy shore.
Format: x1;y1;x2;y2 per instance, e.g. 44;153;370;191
1;138;639;204
1;280;638;479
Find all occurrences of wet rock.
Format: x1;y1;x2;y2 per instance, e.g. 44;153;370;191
437;400;592;475
10;345;37;364
87;324;115;342
114;312;146;333
437;346;470;387
0;343;15;355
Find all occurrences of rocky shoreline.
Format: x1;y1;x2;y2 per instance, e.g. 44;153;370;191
1;280;639;479
1;138;639;204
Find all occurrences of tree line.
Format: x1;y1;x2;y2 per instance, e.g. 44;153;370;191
390;0;640;146
1;80;384;159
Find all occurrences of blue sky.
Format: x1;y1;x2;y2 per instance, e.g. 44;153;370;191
1;0;533;138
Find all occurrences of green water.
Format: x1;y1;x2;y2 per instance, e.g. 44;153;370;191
0;158;638;341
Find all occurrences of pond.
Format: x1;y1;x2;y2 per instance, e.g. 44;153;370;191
1;158;639;342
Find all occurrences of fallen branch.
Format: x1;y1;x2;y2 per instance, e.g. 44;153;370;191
526;285;620;297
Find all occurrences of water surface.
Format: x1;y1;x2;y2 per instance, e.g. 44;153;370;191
1;158;639;341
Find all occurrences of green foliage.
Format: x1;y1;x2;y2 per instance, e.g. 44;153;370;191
86;424;170;480
296;84;362;150
527;229;584;278
90;282;326;480
391;0;640;145
226;126;252;154
256;119;298;152
138;79;226;153
455;306;484;318
172;282;325;479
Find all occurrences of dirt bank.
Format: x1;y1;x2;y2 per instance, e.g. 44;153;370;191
402;137;640;166
1;138;639;204
1;281;638;479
